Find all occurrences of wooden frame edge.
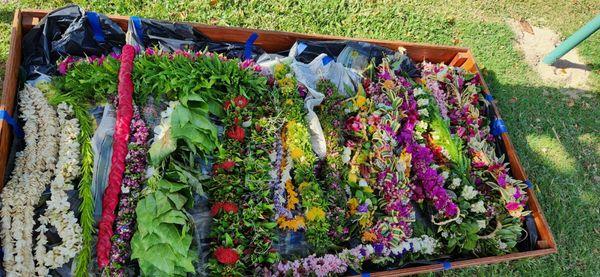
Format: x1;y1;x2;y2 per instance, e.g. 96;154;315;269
0;8;557;275
0;9;23;190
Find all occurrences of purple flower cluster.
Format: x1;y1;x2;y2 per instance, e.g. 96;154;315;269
406;142;458;217
272;254;348;277
395;76;458;218
107;108;149;276
270;138;293;219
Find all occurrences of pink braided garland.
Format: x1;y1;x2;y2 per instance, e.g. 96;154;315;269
97;44;135;269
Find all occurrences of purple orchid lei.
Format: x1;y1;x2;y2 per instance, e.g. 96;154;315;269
421;63;527;215
107;108;149;276
362;71;414;246
376;64;458;220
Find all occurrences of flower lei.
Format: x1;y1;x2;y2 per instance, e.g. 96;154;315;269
107;107;149;276
272;235;439;276
314;79;351;245
362;72;415;249
34;103;83;276
421;62;529;254
207;60;279;275
1;85;59;275
98;44;136;269
272;63;332;254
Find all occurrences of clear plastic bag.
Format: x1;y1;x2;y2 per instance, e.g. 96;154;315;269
91;104;116;223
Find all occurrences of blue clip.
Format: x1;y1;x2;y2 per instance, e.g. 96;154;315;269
361;272;371;277
296;42;307;55
484;94;494;102
131;16;144;43
0;110;24;138
525;179;533;189
244;32;259;60
442;261;452;270
322;55;333;65
491;118;508;136
85;12;105;43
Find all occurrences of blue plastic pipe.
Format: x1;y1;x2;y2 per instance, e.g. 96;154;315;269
542;14;600;65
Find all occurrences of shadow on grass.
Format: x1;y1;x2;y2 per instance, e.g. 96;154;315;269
481;70;599;274
0;8;15;25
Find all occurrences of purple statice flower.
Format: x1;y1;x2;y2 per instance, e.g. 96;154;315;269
107;107;149;275
110;52;121;60
357;203;369;213
297;84;308;98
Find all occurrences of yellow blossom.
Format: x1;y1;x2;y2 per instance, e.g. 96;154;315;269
359;215;372;228
363;186;374;194
290;146;303;160
285;98;294;105
348;172;358;183
305;207;326;222
355;95;367;108
347;198;359;215
274;63;285;75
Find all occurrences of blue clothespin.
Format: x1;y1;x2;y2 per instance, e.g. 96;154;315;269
491;118;508;136
322;55;333;65
484;94;494;102
244;32;259;60
86;11;106;43
0;110;24;138
131;16;144;42
525;179;533;189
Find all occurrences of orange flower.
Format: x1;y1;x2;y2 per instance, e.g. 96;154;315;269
277;216;306;231
285;180;299;210
361;231;377;242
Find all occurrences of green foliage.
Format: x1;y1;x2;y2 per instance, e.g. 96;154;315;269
131;177;197;276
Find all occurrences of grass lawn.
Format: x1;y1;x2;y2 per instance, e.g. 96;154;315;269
1;0;599;275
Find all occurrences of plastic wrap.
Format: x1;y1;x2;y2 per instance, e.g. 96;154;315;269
127;16;264;59
21;4;125;80
91;105;116;223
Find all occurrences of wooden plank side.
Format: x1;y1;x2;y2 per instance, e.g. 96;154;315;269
5;8;556;276
0;10;23;191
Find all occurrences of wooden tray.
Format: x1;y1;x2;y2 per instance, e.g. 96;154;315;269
0;9;557;276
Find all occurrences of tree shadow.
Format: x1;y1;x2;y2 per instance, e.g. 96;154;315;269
479;69;599;274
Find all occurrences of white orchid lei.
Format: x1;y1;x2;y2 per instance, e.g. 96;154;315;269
34;103;83;276
1;85;59;275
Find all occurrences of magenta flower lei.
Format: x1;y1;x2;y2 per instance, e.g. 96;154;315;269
107;108;149;276
385;68;458;219
421;63;528;210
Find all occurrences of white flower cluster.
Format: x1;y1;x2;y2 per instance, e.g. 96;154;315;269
1;85;59;275
391;235;439;256
34;103;83;276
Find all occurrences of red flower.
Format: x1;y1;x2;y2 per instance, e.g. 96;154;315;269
222;202;238;213
221;160;236;171
226;125;245;142
214;247;239;265
224;100;232;110
233;96;248;108
210;202;224;217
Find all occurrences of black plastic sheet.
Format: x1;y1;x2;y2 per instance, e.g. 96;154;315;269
128;17;264;59
21;5;125;80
